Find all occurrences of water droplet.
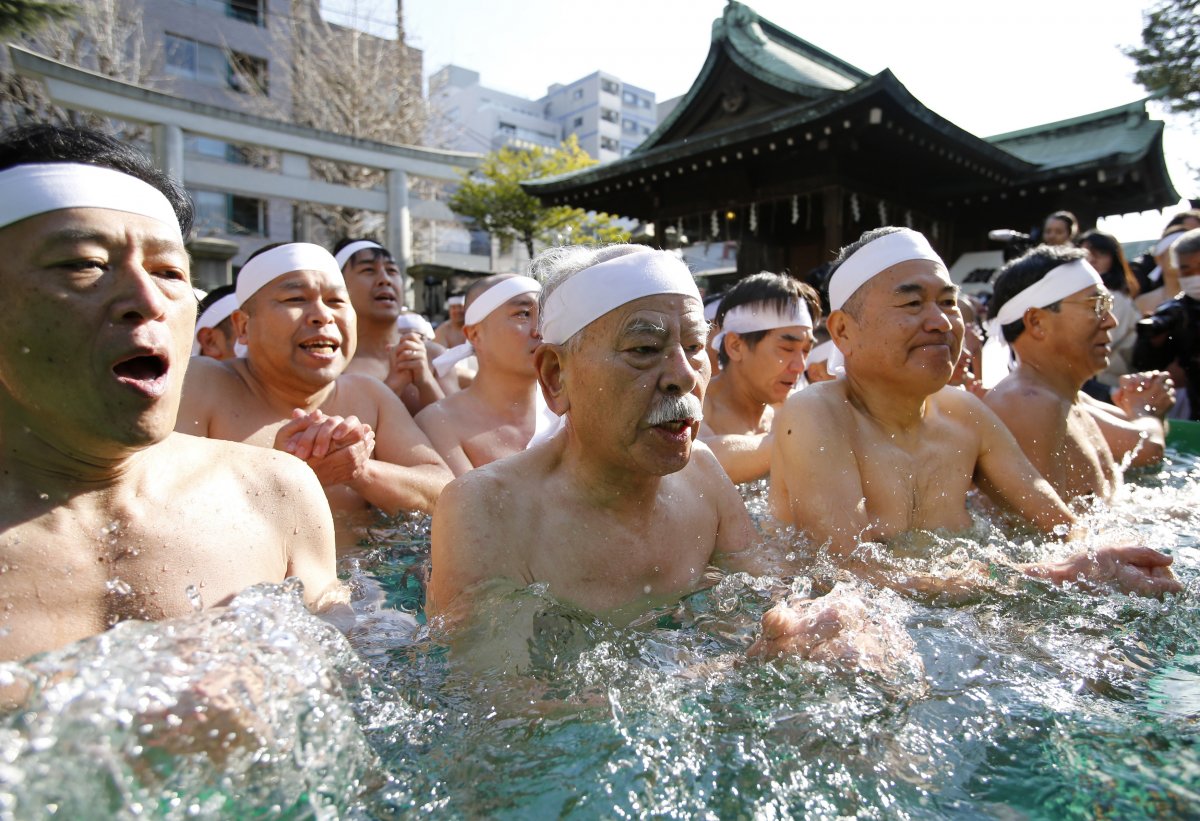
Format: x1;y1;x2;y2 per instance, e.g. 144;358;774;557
643;584;652;594
105;578;132;596
185;585;203;612
37;493;48;501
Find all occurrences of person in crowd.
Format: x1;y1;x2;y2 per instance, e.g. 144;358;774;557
699;273;819;484
769;227;1179;602
805;340;837;384
1078;229;1141;393
428;245;882;665
416;274;545;475
1134;228;1200;420
1041;210;1079;247
434;293;468;348
0;124;345;662
1135;228;1189;315
333;238;444;415
984;245;1171;503
1130;209;1200;295
177;241;453;541
192;284;238;360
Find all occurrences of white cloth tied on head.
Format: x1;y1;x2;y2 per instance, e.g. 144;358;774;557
828;228;943;311
540;251;701;345
704;298;722;322
446;295;465;306
395;311;434;339
432;276;541;377
334;240;384;269
191;293;238;357
0;162;183;242
235;242;344;307
807;339;835;366
1155;231;1186;257
980;257;1104;388
710;299;813;352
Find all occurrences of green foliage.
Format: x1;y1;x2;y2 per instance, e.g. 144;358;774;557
1125;0;1200;114
0;0;74;38
449;135;629;258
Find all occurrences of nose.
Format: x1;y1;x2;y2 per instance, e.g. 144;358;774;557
110;258;173;324
1100;305;1117;330
787;347;809;374
923;302;954;333
658;341;702;395
308;297;338;326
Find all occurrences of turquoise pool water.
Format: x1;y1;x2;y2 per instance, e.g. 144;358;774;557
1;448;1198;819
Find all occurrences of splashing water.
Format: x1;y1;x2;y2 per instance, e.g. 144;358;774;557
2;453;1198;819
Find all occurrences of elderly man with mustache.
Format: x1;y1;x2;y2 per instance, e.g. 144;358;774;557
427;245;895;670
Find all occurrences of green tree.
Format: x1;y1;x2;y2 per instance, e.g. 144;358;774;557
449;135;629;260
1126;0;1200;115
0;0;74;38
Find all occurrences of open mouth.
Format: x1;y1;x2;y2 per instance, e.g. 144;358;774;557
374;293;397;304
299;337;340;357
652;417;696;438
112;354;169;397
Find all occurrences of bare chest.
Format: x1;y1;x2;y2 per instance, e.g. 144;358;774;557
1056;408;1118;499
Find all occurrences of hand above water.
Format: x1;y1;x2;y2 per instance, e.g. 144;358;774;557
1113;371;1175;419
386;332;436;393
1022;545;1181;597
273;409;376;486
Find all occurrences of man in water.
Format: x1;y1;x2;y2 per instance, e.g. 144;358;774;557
770;227;1178;600
177;242;452;539
334;238;444;415
0;125;345;662
192;284;238;360
416;274;545;475
434;293;468;348
984;245;1172;503
428;246;887;665
699;272;819;483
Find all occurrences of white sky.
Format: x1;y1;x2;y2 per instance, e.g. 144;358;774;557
325;0;1198;240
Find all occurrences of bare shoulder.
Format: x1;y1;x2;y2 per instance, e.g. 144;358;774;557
980;375;1065;422
165;432;316;495
415;388;472;426
688;440;736;486
776;381;850;436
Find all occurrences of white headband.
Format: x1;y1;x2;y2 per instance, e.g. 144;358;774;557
704;298;722;322
0;162;182;242
235;243;344;307
334;240;384;269
191;293;238;356
980;258;1104;389
1155;231;1186;257
540;252;701;345
807;339;835;366
432;276;541;376
828;229;943;311
711;300;813;352
395;311;434;339
447;295;465;306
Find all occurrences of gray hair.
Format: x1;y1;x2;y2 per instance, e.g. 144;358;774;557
1171;228;1200;267
530;243;651;349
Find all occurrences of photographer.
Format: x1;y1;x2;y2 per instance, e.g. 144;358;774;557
1133;228;1200;419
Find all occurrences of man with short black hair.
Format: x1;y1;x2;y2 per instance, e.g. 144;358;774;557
0;125;344;661
192;284;238;360
178;241;453;542
984;245;1171;503
700;272;820;483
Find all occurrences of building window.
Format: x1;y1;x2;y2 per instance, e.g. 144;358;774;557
601;78;619;95
641;124;651;136
498;122;516;135
180;0;265;27
639;97;652;109
622;90;638;106
600;136;619;152
184;134;254;166
166;34;267;95
193;189;268;236
571;116;583;128
572;88;584;100
623;118;638;132
599;108;619;124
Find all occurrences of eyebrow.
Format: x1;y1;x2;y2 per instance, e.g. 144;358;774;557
622;318;668;338
778;332;811;342
894;282;960;298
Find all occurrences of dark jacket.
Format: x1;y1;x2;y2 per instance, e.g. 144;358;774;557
1133;294;1200;420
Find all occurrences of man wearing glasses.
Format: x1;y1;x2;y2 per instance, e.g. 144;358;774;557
984;246;1174;503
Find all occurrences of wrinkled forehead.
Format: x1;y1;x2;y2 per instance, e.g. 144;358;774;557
600;293;705;339
860;259;955;303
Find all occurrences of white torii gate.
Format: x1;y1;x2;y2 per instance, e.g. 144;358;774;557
7;45;482;289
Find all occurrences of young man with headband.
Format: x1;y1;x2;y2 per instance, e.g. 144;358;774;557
434;292;468;349
769;227;1179;602
700;272;820;484
428;245;893;671
415;274;549;475
192;284;239;360
0;125;345;662
984;245;1172;503
334;238;445;415
177;241;452;544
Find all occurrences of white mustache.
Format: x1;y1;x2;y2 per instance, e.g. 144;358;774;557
646;393;703;426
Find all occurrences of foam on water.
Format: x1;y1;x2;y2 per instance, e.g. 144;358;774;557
1;454;1198;819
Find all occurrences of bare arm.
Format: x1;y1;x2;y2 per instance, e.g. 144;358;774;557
414;401;475;477
350;379;454;514
1085;371;1173;467
275;455;351;623
698;424;773;484
983;386;1070;493
175;356;229;437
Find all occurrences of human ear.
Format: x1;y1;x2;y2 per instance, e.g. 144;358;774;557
535;344;569;415
230;309;250;344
